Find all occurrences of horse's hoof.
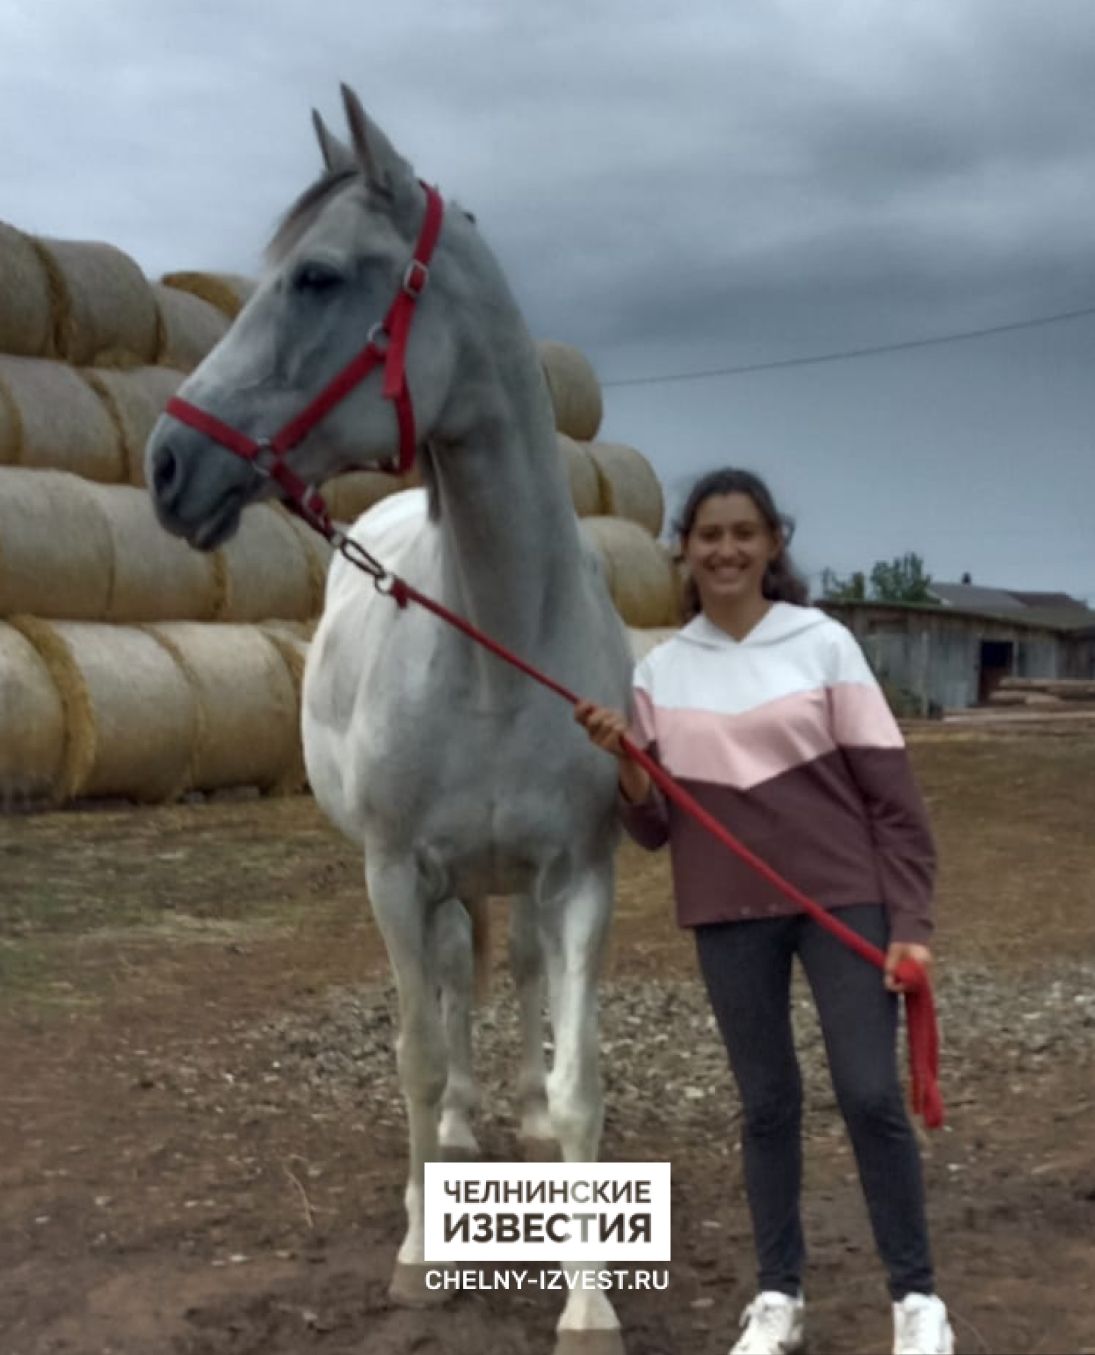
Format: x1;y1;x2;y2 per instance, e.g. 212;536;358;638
388;1262;451;1308
520;1135;560;1162
440;1142;481;1162
553;1330;627;1355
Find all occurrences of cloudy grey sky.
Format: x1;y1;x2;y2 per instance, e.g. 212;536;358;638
4;0;1095;599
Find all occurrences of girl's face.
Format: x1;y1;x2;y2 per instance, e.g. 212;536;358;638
683;492;781;611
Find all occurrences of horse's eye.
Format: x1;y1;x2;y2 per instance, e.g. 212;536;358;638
292;262;343;294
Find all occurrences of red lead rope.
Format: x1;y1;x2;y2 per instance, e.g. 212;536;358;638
377;572;945;1130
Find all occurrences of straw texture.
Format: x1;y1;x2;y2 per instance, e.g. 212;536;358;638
0;356;125;480
0;620;65;801
153;282;230;371
537;340;603;441
321;470;408;524
580;516;682;628
588;441;665;536
0;221;53;357
33;238;159;367
0;470;113;618
11;617;197;802
160;272;256;320
215;503;316;621
81;481;220;622
83;366;186;484
626;627;680;663
558;433;602;517
146;622;304;794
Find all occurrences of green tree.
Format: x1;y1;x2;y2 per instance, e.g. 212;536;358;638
820;553;933;603
820;567;867;600
868;552;933;603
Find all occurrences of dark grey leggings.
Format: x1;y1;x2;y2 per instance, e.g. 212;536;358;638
694;904;934;1301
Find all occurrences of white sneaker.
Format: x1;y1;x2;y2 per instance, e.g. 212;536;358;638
730;1291;806;1354
893;1293;954;1354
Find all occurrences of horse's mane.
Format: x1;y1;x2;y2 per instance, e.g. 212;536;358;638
265;168;360;264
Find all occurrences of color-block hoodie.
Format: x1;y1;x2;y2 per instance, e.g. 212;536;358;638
620;603;936;944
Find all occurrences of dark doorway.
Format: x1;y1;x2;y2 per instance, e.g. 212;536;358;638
978;640;1014;703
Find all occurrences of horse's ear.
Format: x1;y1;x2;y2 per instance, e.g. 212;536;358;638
312;109;356;174
340;84;413;197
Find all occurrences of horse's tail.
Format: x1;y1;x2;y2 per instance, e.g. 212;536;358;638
468;898;492;1006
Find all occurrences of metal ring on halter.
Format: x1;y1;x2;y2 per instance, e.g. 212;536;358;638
366;321;390;353
250;439;280;479
402;259;429;298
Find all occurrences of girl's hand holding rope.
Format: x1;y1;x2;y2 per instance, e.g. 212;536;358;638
573;701;652;805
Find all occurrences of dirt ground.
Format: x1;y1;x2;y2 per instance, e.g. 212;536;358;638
1;722;1094;1355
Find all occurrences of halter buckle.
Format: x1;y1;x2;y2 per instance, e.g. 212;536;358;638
402;259;430;299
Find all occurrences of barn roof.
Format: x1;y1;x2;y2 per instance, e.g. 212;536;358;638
928;582;1028;611
820;597;1095;637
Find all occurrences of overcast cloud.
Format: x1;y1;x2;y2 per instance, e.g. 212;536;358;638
3;0;1094;597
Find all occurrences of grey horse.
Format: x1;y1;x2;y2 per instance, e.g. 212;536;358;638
145;87;635;1353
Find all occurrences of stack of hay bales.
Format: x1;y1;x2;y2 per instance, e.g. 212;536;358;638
0;218;676;805
0;222;322;804
537;340;681;654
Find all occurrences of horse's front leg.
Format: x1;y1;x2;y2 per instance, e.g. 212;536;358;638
367;855;450;1307
434;896;481;1160
509;894;557;1157
540;859;625;1355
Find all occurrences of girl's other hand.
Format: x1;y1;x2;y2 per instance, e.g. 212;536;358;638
885;942;934;993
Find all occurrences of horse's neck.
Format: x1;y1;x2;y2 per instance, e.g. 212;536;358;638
431;343;586;666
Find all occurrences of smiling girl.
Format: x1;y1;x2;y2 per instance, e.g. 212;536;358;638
576;468;952;1355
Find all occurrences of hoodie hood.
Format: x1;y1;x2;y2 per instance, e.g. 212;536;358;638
679;602;832;649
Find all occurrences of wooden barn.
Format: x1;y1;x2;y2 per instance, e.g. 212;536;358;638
820;581;1095;715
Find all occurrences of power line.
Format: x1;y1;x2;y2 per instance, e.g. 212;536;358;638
600;303;1095;390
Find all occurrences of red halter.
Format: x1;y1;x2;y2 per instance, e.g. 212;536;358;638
164;181;445;528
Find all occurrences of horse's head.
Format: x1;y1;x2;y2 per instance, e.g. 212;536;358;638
146;86;466;549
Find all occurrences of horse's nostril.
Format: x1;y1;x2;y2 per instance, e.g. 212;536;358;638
152;444;179;499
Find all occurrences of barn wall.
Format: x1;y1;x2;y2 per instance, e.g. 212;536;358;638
1061;638;1095;680
822;603;1074;712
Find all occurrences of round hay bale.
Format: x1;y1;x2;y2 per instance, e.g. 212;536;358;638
81;481;219;622
0;469;113;618
33;238;159;367
146;622;303;794
0;377;17;466
282;511;333;614
152;282;230;371
0;621;65;802
579;516;682;628
258;620;312;700
0;356;125;481
160;272;256;320
0;222;53;357
321;470;406;524
11;617;197;803
558;433;602;517
537;340;603;441
626;627;679;663
82;366;186;485
214;503;315;621
587;441;664;536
